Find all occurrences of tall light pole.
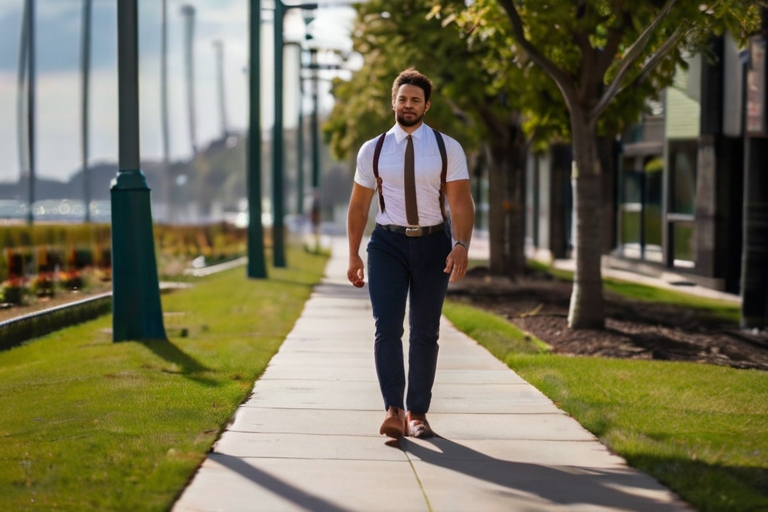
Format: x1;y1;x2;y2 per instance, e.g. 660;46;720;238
273;2;318;267
111;0;166;341
22;0;36;225
213;40;229;139
81;0;92;223
161;0;171;222
247;0;267;278
283;40;306;218
310;47;321;240
272;0;286;267
296;70;305;217
16;0;30;216
181;4;198;155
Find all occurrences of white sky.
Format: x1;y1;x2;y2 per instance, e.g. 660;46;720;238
0;0;357;183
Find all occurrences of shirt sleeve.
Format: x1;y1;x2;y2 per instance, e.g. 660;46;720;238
354;138;377;190
443;135;470;183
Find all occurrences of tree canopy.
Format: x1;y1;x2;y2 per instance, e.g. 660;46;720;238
457;0;764;329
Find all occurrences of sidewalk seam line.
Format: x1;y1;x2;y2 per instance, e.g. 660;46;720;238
403;447;434;512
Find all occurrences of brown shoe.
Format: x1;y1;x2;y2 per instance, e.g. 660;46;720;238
379;406;406;438
407;412;434;438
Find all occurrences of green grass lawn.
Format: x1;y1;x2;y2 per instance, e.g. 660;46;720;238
526;259;741;323
444;299;768;512
0;246;328;512
511;355;768;512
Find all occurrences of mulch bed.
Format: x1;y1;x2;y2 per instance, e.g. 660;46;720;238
448;267;768;371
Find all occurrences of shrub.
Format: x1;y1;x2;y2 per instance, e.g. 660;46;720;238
1;277;28;306
29;273;56;298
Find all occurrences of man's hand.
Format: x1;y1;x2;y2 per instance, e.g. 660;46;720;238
444;243;468;282
348;254;366;288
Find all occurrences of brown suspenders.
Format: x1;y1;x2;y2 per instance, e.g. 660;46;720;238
372;129;448;221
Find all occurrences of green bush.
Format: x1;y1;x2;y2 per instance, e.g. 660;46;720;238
1;278;28;306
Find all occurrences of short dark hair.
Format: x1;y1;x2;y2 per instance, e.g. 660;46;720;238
391;68;433;103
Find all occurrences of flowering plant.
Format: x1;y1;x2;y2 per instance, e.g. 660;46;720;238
1;277;28;305
59;270;85;291
29;273;56;298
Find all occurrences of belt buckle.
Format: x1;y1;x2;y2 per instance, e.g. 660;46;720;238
405;227;423;237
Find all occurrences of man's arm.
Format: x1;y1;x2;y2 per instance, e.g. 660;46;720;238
444;179;474;282
347;183;376;287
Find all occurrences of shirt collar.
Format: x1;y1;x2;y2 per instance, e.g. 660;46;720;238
391;122;428;144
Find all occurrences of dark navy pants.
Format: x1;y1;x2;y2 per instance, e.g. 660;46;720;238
367;225;452;414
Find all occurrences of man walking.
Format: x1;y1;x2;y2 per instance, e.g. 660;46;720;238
346;68;474;439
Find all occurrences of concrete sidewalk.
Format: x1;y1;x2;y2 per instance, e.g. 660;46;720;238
173;237;689;512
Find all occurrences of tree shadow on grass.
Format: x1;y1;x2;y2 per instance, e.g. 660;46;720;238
137;339;219;387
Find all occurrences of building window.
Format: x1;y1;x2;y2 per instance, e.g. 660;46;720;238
618;155;663;262
666;140;698;268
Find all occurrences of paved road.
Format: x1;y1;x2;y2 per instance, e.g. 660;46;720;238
173;237;689;512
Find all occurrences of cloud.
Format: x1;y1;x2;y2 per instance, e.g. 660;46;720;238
0;2;118;73
0;0;355;182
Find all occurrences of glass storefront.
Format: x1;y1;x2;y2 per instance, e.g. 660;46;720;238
618;154;663;262
666;140;698;267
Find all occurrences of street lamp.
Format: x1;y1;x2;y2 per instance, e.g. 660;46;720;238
272;0;287;267
284;41;306;219
81;0;92;223
273;2;318;268
110;0;166;341
181;4;198;156
17;0;36;225
247;0;267;278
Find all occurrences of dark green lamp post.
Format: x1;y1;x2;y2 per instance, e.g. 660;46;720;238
81;0;92;223
247;0;267;278
110;0;166;341
295;50;305;217
272;0;286;268
273;2;318;268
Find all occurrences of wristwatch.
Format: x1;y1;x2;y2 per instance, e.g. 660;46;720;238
453;240;469;250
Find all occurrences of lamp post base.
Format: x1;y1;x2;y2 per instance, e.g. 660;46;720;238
110;169;167;342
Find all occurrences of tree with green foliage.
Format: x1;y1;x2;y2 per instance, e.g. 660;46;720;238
459;0;764;328
325;0;567;279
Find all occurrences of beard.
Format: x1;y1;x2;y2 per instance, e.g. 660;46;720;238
396;110;424;127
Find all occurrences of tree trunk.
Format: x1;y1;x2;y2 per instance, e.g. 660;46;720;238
481;107;526;279
486;140;508;275
567;107;605;329
505;122;527;279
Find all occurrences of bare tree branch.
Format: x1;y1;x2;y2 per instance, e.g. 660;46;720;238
610;26;686;106
588;0;680;121
496;0;578;104
598;27;623;78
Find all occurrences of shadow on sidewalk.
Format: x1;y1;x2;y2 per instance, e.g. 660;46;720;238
400;436;685;511
210;453;354;512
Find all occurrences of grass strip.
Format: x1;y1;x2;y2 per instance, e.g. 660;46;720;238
0;246;328;512
441;300;549;356
443;300;768;512
526;260;741;323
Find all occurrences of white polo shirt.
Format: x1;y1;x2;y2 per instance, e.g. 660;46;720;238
354;122;469;227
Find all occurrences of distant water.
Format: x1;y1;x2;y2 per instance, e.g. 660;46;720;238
0;199;111;222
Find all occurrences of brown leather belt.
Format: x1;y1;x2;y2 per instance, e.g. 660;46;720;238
377;223;445;237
